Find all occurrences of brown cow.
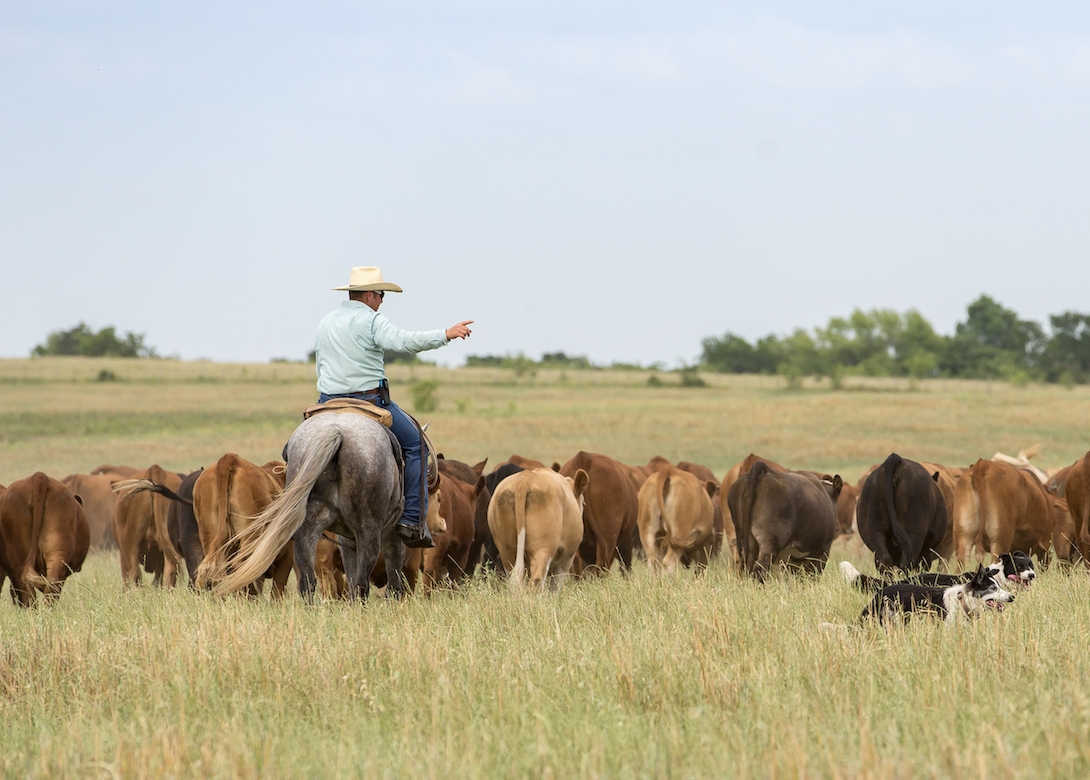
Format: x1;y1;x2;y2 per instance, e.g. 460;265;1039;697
61;472;121;549
437;456;495;575
953;459;1061;564
422;473;484;589
620;456;672;495
112;465;183;587
719;454;788;561
493;454;546;472
637;466;716;573
728;462;841;579
835;482;860;537
193;453;291;597
556;451;639;574
918;461;959;560
0;472;90;605
1061;451;1090;563
488;467;588;590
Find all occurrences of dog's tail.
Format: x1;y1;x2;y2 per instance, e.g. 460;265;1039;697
839;560;887;593
882;453;915;569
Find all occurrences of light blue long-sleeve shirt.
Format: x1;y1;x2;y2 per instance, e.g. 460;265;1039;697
314;300;449;394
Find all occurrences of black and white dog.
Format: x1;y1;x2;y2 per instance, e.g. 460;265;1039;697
859;564;1015;626
839;551;1036;594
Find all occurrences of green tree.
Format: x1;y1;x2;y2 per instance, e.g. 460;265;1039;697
32;322;158;358
1041;311;1090;384
943;295;1044;378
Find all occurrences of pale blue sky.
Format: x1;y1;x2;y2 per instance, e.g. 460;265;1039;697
3;2;1089;366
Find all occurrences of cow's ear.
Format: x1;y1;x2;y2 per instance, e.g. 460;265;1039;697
437;453;445;460
552;462;561;472
472;459;487;477
932;471;940;483
705;480;717;499
572;468;590;498
73;494;84;506
473;476;486;498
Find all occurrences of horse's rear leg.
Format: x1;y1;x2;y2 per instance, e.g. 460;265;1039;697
293;525;323;603
379;530;405;599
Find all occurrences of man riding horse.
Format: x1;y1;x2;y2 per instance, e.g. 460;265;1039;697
314;266;473;548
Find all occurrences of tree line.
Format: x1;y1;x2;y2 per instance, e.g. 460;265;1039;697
700;295;1090;386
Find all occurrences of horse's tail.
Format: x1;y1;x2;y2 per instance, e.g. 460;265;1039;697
509;475;529;589
215;426;343;594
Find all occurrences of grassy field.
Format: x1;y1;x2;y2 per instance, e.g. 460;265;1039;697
2;357;1090;779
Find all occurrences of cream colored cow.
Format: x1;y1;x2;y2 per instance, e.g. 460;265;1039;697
487;467;588;591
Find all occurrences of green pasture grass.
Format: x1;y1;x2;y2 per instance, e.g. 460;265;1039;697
2;550;1090;779
3;357;1090;778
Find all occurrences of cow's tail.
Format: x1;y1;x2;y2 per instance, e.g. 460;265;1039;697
196;454;238;589
120;479;194;507
21;472;51;592
216;428;343;594
739;462;769;570
147;465;180;569
509;476;529;589
882;453;914;570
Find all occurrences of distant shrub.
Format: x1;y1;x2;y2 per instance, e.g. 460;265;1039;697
410;380;439;413
678;367;706;388
647;374;664;387
96;369;117;382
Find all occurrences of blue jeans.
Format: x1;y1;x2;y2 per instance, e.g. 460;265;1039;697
317;393;425;530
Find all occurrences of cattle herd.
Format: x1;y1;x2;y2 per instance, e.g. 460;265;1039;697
1;438;1088;627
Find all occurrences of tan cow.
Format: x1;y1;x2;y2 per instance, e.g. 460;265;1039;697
637;466;716;573
0;472;90;605
61;472;121;549
953;459;1061;564
675;461;725;556
112;465;183;587
719;454;787;561
488;467;589;590
193;453;291;597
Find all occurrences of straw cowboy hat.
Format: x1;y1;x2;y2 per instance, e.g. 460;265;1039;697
333;266;404;293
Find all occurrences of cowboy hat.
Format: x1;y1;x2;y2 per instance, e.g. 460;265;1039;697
333;266;404;292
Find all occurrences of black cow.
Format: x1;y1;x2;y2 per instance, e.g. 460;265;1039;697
727;461;842;580
856;453;947;573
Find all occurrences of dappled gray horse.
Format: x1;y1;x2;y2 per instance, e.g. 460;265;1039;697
216;413;405;600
